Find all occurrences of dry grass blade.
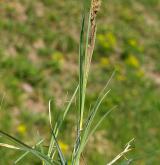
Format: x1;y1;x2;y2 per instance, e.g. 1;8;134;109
107;139;134;165
0;143;20;150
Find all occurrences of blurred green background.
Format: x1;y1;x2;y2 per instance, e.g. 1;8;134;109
0;0;160;164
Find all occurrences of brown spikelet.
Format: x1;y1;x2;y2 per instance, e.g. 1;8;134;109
91;0;101;25
87;0;101;62
84;0;101;86
91;0;101;20
90;0;101;45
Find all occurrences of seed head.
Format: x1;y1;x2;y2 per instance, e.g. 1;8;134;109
87;0;101;69
90;0;101;26
91;0;101;15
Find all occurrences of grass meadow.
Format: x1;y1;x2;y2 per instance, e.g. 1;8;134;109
0;0;160;164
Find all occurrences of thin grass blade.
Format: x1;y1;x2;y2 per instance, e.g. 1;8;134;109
107;139;134;165
48;86;79;158
0;143;20;150
73;89;111;164
51;129;67;165
0;131;55;165
85;106;117;145
14;139;44;164
79;12;86;131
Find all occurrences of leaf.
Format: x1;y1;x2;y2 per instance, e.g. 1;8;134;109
48;85;79;159
14;139;44;164
0;143;20;150
0;130;56;165
51;129;67;165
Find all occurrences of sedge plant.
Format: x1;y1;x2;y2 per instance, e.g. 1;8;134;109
0;0;133;164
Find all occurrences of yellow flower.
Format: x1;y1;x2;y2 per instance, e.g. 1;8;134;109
128;39;144;52
97;34;105;43
116;74;126;81
17;124;26;135
97;32;116;49
136;69;145;78
58;141;69;153
52;51;64;65
105;32;116;47
128;39;137;47
99;57;110;68
125;55;140;68
103;42;110;49
115;64;123;72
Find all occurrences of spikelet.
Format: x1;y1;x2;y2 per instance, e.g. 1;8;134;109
80;0;102;132
87;0;101;63
89;0;101;44
91;0;101;15
91;0;101;25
